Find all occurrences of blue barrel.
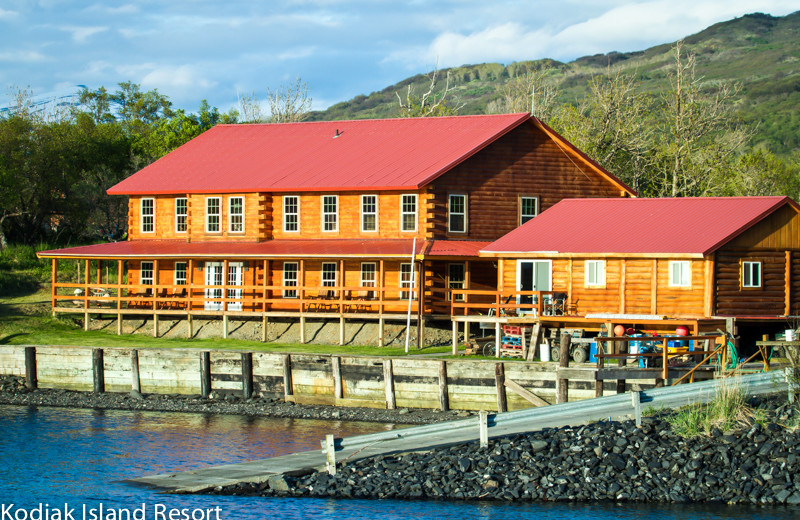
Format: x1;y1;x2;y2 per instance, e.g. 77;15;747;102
589;341;598;363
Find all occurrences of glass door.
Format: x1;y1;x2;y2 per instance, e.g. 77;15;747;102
227;262;243;311
517;260;552;310
204;262;223;310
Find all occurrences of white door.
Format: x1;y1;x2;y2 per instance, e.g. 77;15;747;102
204;262;223;311
227;262;243;311
517;260;552;310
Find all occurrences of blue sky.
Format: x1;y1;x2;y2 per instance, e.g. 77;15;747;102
1;0;798;115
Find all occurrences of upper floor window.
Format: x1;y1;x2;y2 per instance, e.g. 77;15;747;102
228;196;244;233
175;198;187;233
141;198;155;233
401;194;417;232
669;261;691;287
206;197;221;233
585;260;606;287
361;195;378;232
448;194;467;233
519;196;538;226
742;261;762;288
322;195;338;232
284;196;299;232
174;262;187;285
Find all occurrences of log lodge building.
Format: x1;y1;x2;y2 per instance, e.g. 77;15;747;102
38;113;799;349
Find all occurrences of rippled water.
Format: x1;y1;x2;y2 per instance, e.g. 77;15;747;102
0;404;797;520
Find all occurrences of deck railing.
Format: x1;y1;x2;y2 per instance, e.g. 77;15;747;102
449;289;559;317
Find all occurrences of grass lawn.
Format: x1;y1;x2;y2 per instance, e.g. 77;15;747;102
0;285;456;357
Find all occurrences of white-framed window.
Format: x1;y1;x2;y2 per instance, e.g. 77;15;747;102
448;263;465;301
322;195;338;232
175;197;187;233
322;262;337;287
400;263;416;300
519;196;538;226
283;262;298;298
669;261;691;287
228;196;244;233
141;198;155;233
361;194;378;232
585;260;606;287
448;194;467;233
284;196;299;232
140;261;154;285
205;197;221;233
174;262;187;285
361;263;376;287
401;194;417;232
742;261;762;288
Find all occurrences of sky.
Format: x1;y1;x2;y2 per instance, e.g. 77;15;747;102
1;0;798;115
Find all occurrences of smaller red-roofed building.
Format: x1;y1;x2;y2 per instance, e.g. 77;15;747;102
477;196;800;340
37;113;634;344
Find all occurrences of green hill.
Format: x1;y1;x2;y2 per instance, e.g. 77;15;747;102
309;11;800;155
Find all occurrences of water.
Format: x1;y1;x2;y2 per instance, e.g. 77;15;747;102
0;405;796;520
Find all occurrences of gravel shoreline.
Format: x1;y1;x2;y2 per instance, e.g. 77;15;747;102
211;394;800;506
0;376;462;425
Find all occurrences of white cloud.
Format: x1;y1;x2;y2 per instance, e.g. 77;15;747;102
0;8;18;19
140;65;217;91
58;25;109;43
0;50;48;62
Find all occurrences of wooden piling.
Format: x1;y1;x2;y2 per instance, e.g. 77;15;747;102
495;362;507;413
283;354;293;399
187;313;194;339
383;359;396;410
557;332;571;404
131;349;141;393
200;351;211;398
332;356;343;399
92;348;105;393
526;323;542;362
438;360;449;411
325;434;336;475
241;352;253;399
24;346;37;390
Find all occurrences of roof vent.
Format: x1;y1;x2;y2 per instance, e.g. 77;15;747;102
333;129;341;138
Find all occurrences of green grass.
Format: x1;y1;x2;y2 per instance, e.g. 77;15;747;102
667;380;752;436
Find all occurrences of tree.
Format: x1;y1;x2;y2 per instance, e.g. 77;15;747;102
487;66;561;122
238;79;312;123
396;66;464;117
653;41;751;197
724;150;800;197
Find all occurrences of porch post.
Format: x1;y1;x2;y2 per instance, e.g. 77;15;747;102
152;259;159;337
262;259;268;313
116;259;123;335
51;259;57;315
416;261;422;349
83;259;90;330
378;260;385;315
222;259;229;312
299;259;306;343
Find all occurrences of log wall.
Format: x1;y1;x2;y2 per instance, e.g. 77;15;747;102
714;251;790;316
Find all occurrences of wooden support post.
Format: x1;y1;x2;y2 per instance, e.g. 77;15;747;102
223;314;229;339
262;314;268;343
241;352;253;399
187;314;194;339
557;332;571;404
92;348;105;393
24;347;37;390
419;317;425;349
339;317;345;346
526;323;542;362
153;313;159;338
283;354;293;400
117;312;122;335
452;321;458;355
632;390;642;427
378;318;385;347
84;310;89;331
438;360;449;411
464;321;470;346
479;411;489;448
495;322;501;358
299;316;306;344
596;327;609;398
661;337;669;381
505;378;549;407
332;356;343;399
51;259;57;313
383;359;396;410
495;362;507;413
616;328;627;395
325;434;336;475
131;349;141;393
200;351;211;398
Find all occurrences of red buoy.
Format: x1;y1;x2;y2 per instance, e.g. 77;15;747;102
614;324;626;336
675;325;690;337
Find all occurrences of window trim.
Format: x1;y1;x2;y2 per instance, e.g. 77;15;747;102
283;262;299;298
448;193;467;234
140;261;154;285
174;262;187;285
360;262;377;287
741;260;762;289
361;194;378;233
141;198;155;234
585;260;606;288
519;195;539;226
400;194;418;232
283;195;300;233
668;260;691;288
228;196;245;234
205;196;221;233
321;195;339;232
175;197;187;233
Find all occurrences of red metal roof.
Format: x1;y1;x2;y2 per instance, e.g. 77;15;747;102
426;240;492;257
482;196;800;256
38;239;426;258
108;113;533;195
